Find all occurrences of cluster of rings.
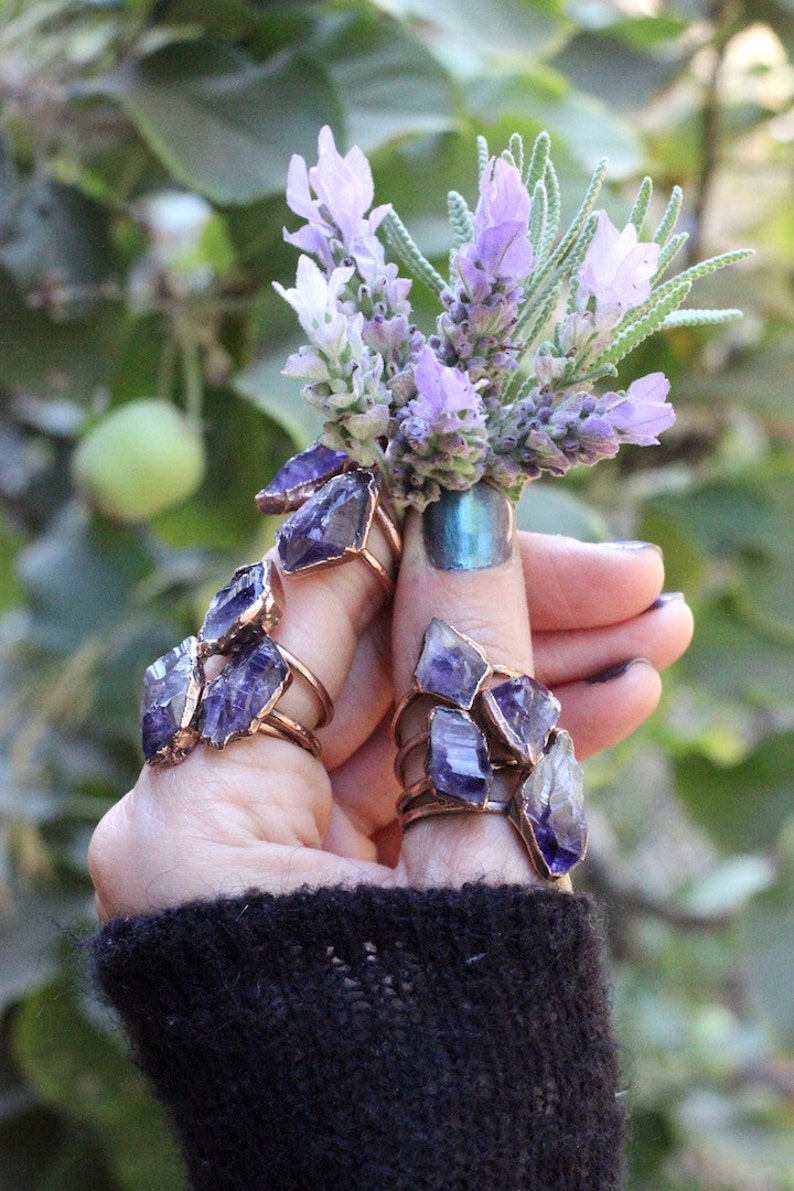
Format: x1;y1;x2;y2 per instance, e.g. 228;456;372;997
140;458;401;767
391;619;588;881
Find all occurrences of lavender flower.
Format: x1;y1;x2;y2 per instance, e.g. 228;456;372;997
387;347;488;509
268;128;742;510
284;125;391;273
602;372;676;444
274;256;390;464
432;157;535;409
577;211;660;329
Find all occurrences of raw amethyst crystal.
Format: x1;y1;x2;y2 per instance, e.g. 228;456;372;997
256;442;351;514
427;706;493;808
515;731;587;876
141;636;203;764
479;675;561;766
414;619;490;710
200;637;290;748
199;558;284;655
277;469;378;573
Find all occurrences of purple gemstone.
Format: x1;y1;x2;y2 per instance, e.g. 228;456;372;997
256;443;351;514
479;675;561;766
276;469;377;573
516;731;587;876
414;619;490;710
200;637;290;748
427;706;493;808
199;559;284;654
141;636;203;764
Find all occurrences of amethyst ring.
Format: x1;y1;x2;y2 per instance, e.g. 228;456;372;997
141;552;332;763
275;468;401;599
392;619;588;881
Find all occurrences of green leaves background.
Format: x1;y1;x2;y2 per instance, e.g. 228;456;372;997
1;0;793;1186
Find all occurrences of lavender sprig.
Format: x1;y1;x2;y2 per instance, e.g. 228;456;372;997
274;126;750;511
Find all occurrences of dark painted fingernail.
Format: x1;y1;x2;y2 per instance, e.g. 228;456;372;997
423;482;514;571
600;540;664;556
585;657;653;685
648;591;684;611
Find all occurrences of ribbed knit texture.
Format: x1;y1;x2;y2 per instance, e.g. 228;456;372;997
92;884;624;1190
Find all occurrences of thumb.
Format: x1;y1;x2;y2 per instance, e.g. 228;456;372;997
392;481;573;891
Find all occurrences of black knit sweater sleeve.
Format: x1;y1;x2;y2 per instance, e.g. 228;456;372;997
92;883;624;1190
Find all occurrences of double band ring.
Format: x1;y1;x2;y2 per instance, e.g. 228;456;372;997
276;468;402;599
392;619;589;882
140;557;330;766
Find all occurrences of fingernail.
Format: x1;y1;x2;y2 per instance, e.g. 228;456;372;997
647;591;684;611
585;657;653;685
600;540;664;556
423;482;514;571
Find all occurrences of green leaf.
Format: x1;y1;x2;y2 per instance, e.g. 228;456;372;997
739;861;794;1049
12;985;183;1190
380;0;566;79
466;74;643;177
0;271;121;403
16;504;155;650
233;350;323;450
549;30;685;113
0;176;112;318
307;13;458;150
92;39;341;205
516;480;610;539
674;731;794;854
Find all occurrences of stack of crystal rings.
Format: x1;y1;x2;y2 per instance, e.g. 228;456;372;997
391;619;588;881
140;449;401;767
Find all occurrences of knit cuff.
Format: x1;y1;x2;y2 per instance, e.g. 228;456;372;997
92;884;624;1190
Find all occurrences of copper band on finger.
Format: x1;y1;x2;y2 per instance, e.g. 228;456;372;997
397;779;513;830
258;708;321;757
276;469;400;601
276;642;334;728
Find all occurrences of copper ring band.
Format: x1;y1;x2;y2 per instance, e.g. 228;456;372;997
397;779;513;830
258;709;321;757
374;499;403;564
393;729;428;786
358;547;395;598
389;660;520;747
276;642;334;729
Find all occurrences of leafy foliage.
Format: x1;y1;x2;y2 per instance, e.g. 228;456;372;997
1;0;793;1186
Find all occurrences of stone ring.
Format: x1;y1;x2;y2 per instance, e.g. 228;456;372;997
392;618;588;881
275;468;401;598
140;557;332;764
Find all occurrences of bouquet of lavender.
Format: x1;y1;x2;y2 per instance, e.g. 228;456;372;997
273;126;749;511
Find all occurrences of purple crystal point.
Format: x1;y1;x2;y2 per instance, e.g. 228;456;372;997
199;559;284;655
256;443;351;514
414;619;490;710
516;731;587;876
200;637;290;748
479;675;561;766
277;469;377;573
141;636;203;764
427;706;493;808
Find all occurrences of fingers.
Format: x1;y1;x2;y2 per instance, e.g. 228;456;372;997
519;534;664;630
532;592;694;689
391;484;549;890
89;513;399;918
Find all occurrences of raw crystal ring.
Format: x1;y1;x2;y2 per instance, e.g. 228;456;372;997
140;561;332;762
198;558;284;656
275;467;401;598
389;619;520;748
392;618;588;881
397;779;513;828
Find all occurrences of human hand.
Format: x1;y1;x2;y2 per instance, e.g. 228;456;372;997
89;485;692;919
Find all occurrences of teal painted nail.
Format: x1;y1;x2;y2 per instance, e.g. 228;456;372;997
423;483;514;571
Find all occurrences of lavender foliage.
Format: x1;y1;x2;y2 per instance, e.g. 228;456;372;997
273;126;746;510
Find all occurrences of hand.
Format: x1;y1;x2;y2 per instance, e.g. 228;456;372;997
89;490;692;919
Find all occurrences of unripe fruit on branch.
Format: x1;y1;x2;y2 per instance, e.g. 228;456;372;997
72;399;206;523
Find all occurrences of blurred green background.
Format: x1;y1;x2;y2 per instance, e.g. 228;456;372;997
1;0;792;1186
